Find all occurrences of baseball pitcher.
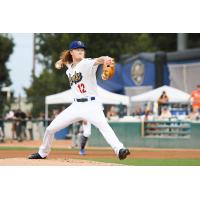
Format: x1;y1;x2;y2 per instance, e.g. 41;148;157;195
28;40;130;160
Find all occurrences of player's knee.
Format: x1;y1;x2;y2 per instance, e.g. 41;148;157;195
46;126;55;135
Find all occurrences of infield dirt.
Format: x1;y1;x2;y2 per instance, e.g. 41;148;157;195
1;140;200;165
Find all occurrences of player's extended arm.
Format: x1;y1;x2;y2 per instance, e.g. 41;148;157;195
94;56;113;66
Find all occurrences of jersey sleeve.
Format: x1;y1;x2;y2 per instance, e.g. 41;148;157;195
84;58;99;73
92;58;99;73
84;58;96;67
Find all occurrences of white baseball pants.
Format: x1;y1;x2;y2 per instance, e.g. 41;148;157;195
38;100;124;157
82;122;91;137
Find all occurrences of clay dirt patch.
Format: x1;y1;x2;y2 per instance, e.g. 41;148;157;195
1;140;200;165
0;157;123;166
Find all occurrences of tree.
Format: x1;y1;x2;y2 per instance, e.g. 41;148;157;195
149;33;177;52
0;34;14;116
187;33;200;48
24;68;70;117
24;33;165;116
25;33;158;116
35;33;156;65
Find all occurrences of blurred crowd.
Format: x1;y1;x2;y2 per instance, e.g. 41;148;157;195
0;105;127;143
0;109;45;143
0;85;200;143
131;85;200;121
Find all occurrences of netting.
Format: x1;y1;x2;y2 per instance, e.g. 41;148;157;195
168;62;200;93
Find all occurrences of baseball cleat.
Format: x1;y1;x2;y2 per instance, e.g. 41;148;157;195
118;148;130;160
28;153;47;159
79;149;86;155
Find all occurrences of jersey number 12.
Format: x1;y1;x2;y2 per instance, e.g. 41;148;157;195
78;83;86;93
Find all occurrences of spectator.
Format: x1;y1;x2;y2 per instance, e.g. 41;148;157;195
144;109;154;121
79;120;91;155
11;118;17;140
20;111;27;140
132;106;144;117
159;106;172;119
158;91;169;115
52;109;60;118
37;113;45;140
5;110;16;140
106;106;117;120
27;115;33;140
5;110;15;119
71;121;82;148
190;84;200;112
0;117;5;143
118;103;124;118
123;107;128;116
188;106;200;120
14;109;23;142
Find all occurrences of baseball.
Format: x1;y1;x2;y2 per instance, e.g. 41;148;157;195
55;60;62;69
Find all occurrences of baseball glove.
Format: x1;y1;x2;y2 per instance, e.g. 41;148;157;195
101;59;115;80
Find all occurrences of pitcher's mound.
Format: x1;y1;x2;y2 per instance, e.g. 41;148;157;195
0;158;124;166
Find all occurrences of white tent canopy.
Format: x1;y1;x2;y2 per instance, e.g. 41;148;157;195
131;85;190;102
45;86;130;120
46;86;130;105
46;90;74;105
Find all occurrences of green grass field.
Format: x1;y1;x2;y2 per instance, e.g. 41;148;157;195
83;158;200;166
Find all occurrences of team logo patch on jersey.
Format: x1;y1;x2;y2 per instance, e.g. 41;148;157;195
131;60;144;86
69;71;83;86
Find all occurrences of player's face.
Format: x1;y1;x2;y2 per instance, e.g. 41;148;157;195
70;48;85;61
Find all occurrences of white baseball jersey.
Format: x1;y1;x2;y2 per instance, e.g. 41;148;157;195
66;58;99;99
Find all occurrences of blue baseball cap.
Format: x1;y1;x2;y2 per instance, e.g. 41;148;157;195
69;40;86;50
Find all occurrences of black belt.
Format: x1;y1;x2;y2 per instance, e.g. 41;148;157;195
74;97;95;102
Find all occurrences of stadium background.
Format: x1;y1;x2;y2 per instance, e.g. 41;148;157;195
1;33;200;165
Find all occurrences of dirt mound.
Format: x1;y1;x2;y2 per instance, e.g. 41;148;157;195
0;157;124;166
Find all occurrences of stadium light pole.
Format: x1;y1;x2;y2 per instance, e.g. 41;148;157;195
32;33;36;77
177;33;188;51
